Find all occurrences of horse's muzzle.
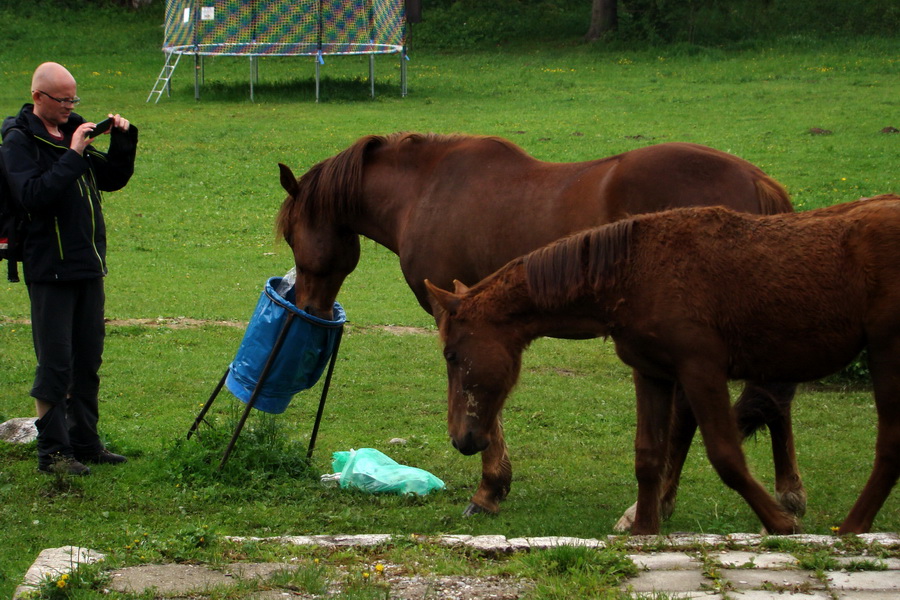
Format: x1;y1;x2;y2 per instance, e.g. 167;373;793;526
451;431;489;456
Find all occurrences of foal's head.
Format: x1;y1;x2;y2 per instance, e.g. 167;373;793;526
276;162;361;319
426;279;527;456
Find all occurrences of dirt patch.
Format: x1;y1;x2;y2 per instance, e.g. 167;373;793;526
4;317;433;336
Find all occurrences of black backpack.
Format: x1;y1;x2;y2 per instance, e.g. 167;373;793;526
0;126;30;283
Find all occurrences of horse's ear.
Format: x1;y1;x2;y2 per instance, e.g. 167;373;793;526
452;279;470;295
425;279;461;319
278;163;299;196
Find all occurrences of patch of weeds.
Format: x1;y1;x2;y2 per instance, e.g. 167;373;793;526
264;560;333;595
624;593;694;600
843;559;888;571
759;580;817;594
516;545;637;598
760;536;803;553
834;535;893;558
795;549;841;575
27;562;108;599
335;567;391;600
167;409;319;494
37;466;85;499
696;549;734;595
119;523;222;564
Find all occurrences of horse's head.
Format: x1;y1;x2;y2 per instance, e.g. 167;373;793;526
277;162;361;319
426;279;525;456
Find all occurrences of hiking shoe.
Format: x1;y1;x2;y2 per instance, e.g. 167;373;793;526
38;456;91;476
76;448;127;465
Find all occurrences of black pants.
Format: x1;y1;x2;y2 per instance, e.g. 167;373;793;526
28;278;106;462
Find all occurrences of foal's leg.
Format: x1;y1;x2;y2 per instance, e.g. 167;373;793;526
838;349;900;533
631;372;676;535
465;418;511;515
614;386;696;532
734;382;806;517
680;366;798;534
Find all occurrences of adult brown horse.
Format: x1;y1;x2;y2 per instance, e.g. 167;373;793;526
426;195;900;535
275;132;799;525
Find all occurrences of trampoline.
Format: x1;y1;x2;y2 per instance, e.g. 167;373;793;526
148;0;410;102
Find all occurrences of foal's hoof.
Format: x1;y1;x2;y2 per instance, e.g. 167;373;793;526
462;502;494;517
613;502;638;533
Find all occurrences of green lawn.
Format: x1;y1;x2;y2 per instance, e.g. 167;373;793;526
0;1;898;597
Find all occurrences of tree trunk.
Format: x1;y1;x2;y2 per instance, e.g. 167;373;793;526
585;0;618;41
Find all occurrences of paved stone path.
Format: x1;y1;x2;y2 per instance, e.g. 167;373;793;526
15;533;900;599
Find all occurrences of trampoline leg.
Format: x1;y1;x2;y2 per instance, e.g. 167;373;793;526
219;313;296;469
194;53;200;100
401;50;408;97
315;58;320;103
369;54;375;98
250;56;256;102
187;367;229;439
306;325;343;460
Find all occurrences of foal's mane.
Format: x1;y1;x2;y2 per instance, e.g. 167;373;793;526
275;132;528;243
523;219;636;309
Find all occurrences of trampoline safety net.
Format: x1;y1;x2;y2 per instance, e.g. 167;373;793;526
149;0;408;102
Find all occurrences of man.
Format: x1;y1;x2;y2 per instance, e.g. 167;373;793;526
1;62;138;475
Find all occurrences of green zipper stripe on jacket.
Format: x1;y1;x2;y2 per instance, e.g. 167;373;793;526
77;175;105;271
36;137;106;272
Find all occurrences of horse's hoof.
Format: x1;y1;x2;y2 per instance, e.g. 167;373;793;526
462;502;493;517
776;490;808;518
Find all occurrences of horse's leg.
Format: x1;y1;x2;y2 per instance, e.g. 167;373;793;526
464;418;511;516
614;385;696;532
630;371;676;535
735;382;806;517
679;365;798;534
838;347;900;533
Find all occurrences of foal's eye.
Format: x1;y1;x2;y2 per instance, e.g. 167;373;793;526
444;350;457;364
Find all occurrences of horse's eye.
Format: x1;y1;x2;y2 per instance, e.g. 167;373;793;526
444;350;457;364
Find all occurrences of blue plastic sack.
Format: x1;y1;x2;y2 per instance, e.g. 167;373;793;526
332;448;445;496
225;276;346;414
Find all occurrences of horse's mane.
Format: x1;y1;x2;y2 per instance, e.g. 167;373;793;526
523;219;636;309
275;132;529;243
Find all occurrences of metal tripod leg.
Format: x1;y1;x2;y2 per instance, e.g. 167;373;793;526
218;312;297;469
306;325;343;459
187;368;229;439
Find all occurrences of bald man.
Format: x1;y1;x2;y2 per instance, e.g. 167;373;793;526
1;62;139;475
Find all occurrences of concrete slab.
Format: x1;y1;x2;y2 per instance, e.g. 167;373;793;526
721;568;823;592
731;592;832;600
13;546;105;600
628;551;702;570
108;564;233;595
715;551;798;568
622;569;710;593
826;570;900;591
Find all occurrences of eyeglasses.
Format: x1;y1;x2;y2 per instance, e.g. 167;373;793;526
37;90;81;107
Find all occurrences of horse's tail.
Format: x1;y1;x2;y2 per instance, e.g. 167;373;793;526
755;174;793;216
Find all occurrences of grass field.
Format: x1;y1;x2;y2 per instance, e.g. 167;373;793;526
0;1;898;597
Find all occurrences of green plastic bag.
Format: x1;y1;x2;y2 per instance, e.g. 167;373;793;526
331;448;445;496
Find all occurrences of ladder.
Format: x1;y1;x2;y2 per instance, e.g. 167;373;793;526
146;52;182;103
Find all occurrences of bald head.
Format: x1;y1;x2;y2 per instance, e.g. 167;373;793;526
32;62;76;93
31;62;79;133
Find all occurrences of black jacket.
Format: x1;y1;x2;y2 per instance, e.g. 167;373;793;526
0;104;138;283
